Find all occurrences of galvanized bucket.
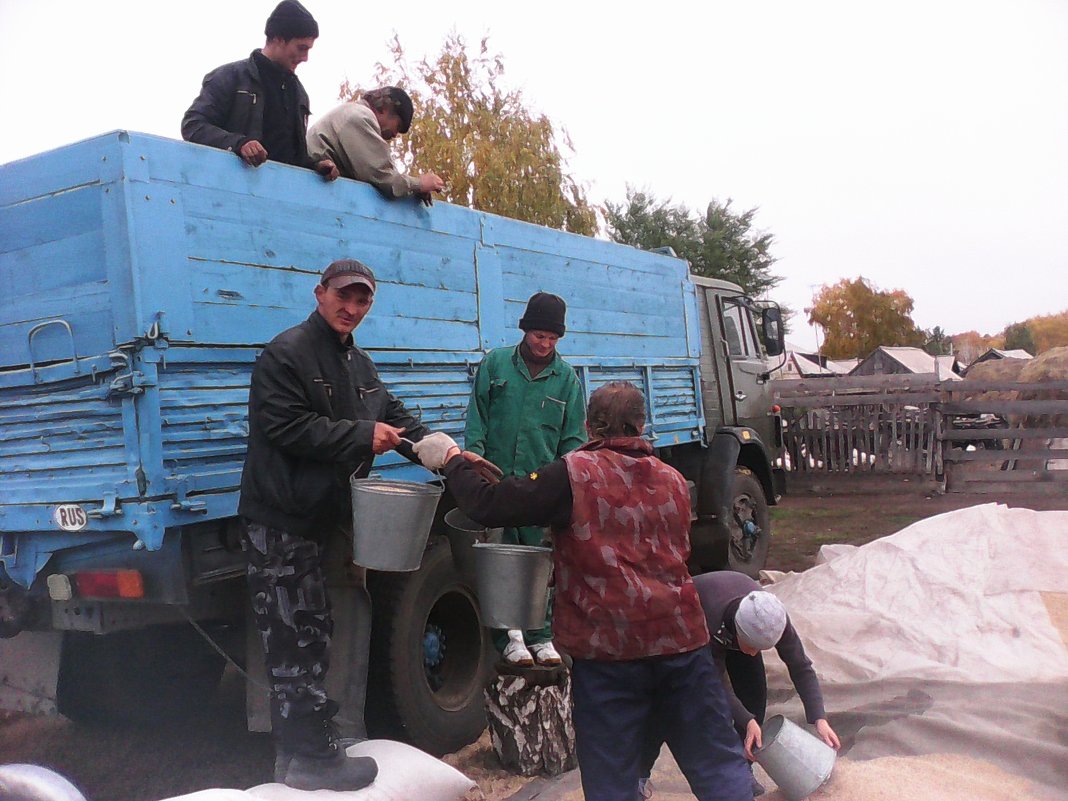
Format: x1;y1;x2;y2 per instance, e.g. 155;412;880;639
443;508;503;584
350;478;443;572
753;715;836;801
471;543;552;629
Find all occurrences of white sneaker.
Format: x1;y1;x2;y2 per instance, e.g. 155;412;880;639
529;640;562;666
503;631;534;666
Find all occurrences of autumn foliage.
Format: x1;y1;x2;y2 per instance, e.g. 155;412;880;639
807;277;924;359
950;309;1068;362
1023;310;1068;354
341;34;597;235
950;330;1002;365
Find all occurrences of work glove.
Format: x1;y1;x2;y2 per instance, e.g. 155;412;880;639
412;432;460;470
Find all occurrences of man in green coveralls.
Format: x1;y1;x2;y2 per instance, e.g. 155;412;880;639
464;292;586;665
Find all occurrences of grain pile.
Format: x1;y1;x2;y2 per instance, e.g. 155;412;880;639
764;753;1044;801
1043;592;1068;648
440;731;532;801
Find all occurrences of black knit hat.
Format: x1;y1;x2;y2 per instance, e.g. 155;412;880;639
265;0;319;40
519;292;566;337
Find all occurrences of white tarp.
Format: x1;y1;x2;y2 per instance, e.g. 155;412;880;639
757;504;1068;800
766;503;1068;683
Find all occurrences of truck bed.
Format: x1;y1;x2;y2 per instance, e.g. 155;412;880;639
0;131;705;589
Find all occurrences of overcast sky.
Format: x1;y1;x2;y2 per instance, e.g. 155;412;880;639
2;0;1066;350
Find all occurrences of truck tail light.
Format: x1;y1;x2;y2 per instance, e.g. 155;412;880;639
72;570;145;599
770;404;781;414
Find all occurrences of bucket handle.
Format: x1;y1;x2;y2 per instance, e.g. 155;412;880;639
347;461;447;488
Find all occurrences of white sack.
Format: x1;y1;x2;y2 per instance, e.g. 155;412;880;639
247;739;475;801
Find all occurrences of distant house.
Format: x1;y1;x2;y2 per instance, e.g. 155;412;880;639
849;346;963;380
971;348;1034;366
825;358;859;375
771;350;835;379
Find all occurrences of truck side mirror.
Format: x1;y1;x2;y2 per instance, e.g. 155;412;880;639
761;307;784;357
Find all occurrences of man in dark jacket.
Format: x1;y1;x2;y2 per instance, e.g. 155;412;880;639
238;258;429;791
181;0;338;180
413;382;752;801
640;572;841;797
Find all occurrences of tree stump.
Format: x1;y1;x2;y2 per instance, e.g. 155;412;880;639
484;663;577;776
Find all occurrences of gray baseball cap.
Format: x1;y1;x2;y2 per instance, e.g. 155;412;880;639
321;259;376;293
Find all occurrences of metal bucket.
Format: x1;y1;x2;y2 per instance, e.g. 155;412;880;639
753;715;836;801
350;478;443;572
471;543;552;630
443;508;503;584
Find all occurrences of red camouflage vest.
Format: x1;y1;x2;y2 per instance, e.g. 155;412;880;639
552;437;710;660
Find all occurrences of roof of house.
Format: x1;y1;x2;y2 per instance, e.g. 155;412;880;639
854;346;962;379
825;358;859;374
772;350;836;378
987;348;1034;361
792;352;833;376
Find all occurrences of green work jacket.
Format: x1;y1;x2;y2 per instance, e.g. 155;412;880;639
464;344;587;477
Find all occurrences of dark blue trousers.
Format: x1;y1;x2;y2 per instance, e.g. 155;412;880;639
570;648;751;801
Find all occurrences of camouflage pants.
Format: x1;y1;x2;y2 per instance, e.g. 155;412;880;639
244;521;333;723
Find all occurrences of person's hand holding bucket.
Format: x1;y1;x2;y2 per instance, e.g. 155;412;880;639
372;423;405;454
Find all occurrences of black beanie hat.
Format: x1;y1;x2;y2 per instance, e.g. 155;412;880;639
519;292;566;337
265;0;319;40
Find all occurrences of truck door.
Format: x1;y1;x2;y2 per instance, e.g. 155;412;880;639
718;297;776;446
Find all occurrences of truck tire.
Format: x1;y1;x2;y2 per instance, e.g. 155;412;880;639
56;623;226;724
366;537;494;756
726;467;771;578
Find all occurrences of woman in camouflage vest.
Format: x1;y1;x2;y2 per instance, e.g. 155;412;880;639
415;381;752;801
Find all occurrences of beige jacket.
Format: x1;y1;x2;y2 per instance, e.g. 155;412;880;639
306;101;420;198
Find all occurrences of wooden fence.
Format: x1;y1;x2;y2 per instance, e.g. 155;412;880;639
773;375;1068;494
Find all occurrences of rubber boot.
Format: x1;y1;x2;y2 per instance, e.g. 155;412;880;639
272;693;366;782
279;704;378;791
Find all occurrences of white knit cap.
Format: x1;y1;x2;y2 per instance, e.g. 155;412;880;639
734;591;787;650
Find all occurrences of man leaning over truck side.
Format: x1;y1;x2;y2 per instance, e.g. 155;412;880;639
307;88;445;204
181;0;339;180
238;259;457;791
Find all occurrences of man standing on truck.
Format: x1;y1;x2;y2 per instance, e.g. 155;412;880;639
181;0;339;181
464;292;586;667
307;88;446;203
238;258;429;791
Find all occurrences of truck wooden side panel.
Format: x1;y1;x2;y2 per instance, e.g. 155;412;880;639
0;131;704;589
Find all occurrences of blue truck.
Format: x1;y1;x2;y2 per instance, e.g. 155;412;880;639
0;131;784;754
